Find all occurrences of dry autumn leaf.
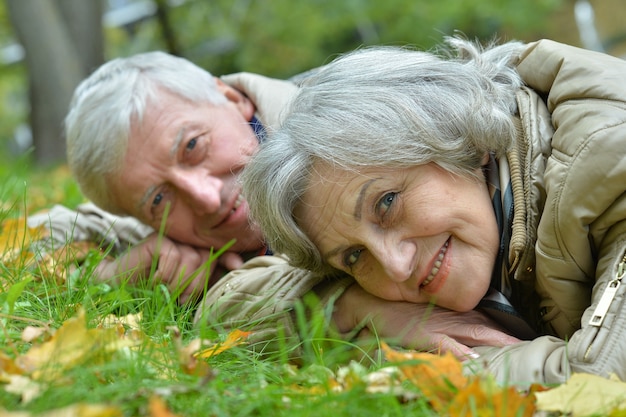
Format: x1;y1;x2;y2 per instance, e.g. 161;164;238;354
381;342;468;410
15;308;138;381
148;396;182;417
535;373;626;416
0;217;48;266
381;342;537;416
448;378;536;417
0;403;122;417
194;329;252;359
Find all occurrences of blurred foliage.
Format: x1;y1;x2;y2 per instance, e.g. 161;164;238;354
0;0;564;164
111;0;563;78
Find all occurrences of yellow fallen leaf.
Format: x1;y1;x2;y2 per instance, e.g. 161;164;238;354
148;396;182;417
0;403;122;417
16;309;138;381
38;241;98;284
3;374;42;404
448;378;536;417
195;329;252;359
535;373;626;416
381;342;468;411
0;217;48;265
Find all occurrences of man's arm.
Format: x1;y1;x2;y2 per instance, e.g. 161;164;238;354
27;202;153;255
28;203;232;302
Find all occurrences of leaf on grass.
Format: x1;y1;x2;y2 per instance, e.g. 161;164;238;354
381;342;537;415
37;240;97;284
535;373;626;416
21;325;51;343
381;342;468;410
194;329;252;359
448;378;536;417
0;217;48;265
148;396;182;417
0;403;122;417
15;308;138;381
3;374;42;404
0;351;24;377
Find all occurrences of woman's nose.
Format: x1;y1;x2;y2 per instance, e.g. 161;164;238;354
374;241;415;283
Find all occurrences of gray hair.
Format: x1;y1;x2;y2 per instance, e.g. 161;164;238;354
65;51;227;214
241;37;526;275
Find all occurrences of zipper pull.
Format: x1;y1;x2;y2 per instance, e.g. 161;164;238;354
589;253;626;327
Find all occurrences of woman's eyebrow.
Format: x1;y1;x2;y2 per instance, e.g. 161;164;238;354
138;184;158;213
354;178;378;220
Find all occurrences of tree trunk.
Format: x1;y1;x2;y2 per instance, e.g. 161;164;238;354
6;0;104;166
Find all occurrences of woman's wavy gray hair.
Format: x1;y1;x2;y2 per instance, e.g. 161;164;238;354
241;36;526;276
65;51;227;214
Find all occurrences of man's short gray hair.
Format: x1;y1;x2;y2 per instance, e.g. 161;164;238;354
66;51;227;214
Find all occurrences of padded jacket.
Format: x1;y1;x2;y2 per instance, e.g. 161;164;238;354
470;39;626;385
198;40;626;386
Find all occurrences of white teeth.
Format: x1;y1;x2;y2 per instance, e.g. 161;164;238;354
233;193;243;209
421;240;449;288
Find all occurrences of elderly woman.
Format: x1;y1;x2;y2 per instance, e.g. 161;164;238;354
241;37;626;384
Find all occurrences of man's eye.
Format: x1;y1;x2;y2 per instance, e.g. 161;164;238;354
343;248;363;268
186;138;197;152
377;192;397;217
152;193;163;207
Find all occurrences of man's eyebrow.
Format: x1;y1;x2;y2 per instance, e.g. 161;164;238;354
137;127;185;213
170;126;185;157
354;178;377;220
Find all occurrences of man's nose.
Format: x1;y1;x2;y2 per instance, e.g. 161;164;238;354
176;173;223;215
373;240;415;283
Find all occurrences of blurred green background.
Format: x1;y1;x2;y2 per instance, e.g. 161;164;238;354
0;0;625;168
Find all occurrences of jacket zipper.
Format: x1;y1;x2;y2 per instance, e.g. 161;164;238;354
588;250;626;327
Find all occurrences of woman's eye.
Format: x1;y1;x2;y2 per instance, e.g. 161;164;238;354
377;192;397;217
343;248;363;268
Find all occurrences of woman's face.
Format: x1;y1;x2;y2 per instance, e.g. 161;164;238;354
297;162;499;312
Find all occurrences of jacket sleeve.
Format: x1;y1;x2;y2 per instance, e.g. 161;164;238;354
516;39;626;338
219;72;299;132
469;41;626;386
470;242;626;386
27;202;154;256
193;255;354;359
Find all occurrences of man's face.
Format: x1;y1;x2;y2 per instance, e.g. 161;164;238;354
108;84;264;252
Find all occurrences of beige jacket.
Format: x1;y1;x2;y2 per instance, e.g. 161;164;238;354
471;40;626;385
199;40;626;386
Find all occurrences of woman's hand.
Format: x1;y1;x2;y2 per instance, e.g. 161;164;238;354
333;284;521;360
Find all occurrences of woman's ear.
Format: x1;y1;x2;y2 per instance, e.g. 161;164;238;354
214;77;256;121
481;152;490;166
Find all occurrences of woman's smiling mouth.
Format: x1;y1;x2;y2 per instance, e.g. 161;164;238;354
421;238;450;289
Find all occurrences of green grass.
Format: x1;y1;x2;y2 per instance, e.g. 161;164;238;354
0;157;439;416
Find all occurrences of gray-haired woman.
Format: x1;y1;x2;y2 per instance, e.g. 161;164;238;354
242;37;626;385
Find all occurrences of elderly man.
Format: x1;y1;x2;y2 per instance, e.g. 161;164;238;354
28;51;518;358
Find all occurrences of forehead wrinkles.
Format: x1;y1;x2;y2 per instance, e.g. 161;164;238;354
297;164;365;249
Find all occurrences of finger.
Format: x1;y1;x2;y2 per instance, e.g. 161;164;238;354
429;334;480;360
219;251;245;270
453;326;521;347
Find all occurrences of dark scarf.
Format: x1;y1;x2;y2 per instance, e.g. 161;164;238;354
478;154;537;340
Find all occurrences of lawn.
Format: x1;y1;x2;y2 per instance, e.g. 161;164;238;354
0;156;621;417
